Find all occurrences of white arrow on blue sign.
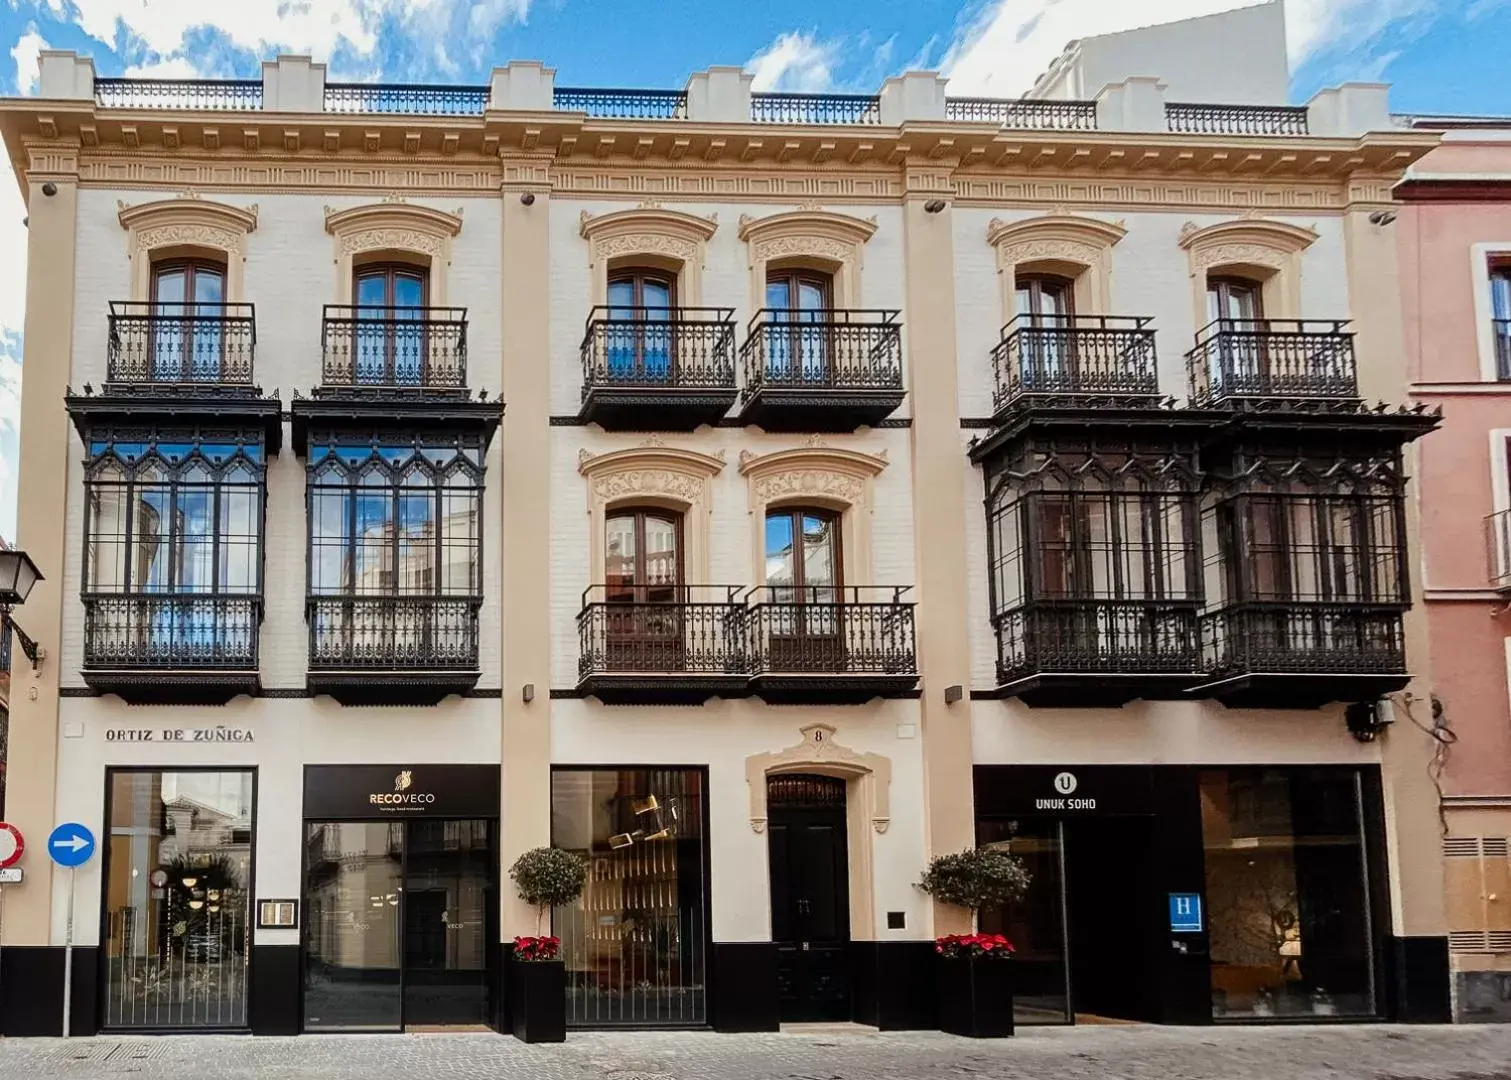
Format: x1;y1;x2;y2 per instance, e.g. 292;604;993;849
47;823;96;868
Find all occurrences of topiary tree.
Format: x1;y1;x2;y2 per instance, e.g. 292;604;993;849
509;846;588;937
918;847;1031;928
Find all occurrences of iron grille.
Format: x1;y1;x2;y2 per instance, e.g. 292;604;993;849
1165;102;1310;136
740;309;903;398
1199;602;1407;677
322;82;489;115
1186;319;1358;406
945;97;1098;130
991;315;1159;412
580;307;736;392
768;774;847;807
750;92;881;124
577;586;746;678
106;302;256;386
95;77;263;110
306;596;480;670
995;600;1201;684
82;595;260;670
553;87;689;119
745;586;917;678
320;305;468;388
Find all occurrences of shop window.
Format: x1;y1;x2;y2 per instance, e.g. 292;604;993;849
102;769;255;1029
1201;767;1376;1019
551;767;708;1027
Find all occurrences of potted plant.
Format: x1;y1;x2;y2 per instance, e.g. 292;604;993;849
507;846;586;1043
918;847;1031;1038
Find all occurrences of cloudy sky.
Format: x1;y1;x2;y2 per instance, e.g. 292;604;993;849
0;0;1508;539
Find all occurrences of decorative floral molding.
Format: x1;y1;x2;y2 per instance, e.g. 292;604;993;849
738;207;878;309
986;213;1127;319
1178;217;1318;320
745;723;892;835
117;193;259;301
322;200;463;303
578;205;719;306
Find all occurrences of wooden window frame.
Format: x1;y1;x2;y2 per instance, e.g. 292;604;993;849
604;507;685;602
607;268;679;379
149;258;229;379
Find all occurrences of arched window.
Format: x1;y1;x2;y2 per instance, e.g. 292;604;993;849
606;268;676;381
149;258;228;382
764;268;835;381
605;508;683;603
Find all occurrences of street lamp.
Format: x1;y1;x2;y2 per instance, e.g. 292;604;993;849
0;548;45;670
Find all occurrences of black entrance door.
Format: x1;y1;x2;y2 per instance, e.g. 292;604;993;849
767;774;851;1022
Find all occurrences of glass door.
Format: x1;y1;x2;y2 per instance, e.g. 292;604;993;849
402;819;496;1027
978;818;1071;1025
303;822;404;1032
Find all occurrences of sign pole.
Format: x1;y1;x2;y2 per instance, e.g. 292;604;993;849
61;866;75;1038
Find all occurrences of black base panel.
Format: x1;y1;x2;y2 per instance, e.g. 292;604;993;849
849;941;938;1031
0;945;98;1036
711;942;780;1032
1389;935;1451;1023
251;944;302;1035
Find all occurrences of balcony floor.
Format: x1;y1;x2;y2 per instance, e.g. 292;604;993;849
306;668;481;706
748;671;919;705
578;386;737;431
986;670;1205;708
82;667;261;705
737;387;905;433
576;672;749;705
1190;670;1412;710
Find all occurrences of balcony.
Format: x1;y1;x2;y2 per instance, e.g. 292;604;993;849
990;315;1161;417
1165;102;1310;136
577;307;738;430
746;587;918;704
80;594;261;703
1194;602;1409;708
576;586;748;704
95;76;263;110
306;596;480;704
1186;319;1359;409
1488;509;1511;591
737;309;905;432
989;600;1203;707
292;306;499;455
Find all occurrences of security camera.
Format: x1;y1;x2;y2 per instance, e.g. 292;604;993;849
41;181;57;197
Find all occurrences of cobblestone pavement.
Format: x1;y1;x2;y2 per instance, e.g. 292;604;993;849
2;1025;1511;1080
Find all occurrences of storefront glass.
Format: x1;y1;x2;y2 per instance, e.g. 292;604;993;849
1201;767;1376;1020
102;769;255;1029
978;818;1071;1025
551;767;708;1026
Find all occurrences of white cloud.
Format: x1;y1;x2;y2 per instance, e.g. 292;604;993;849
748;31;842;93
10;24;48;94
940;0;1447;98
123;55;203;79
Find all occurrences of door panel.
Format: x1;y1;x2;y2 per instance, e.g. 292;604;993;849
768;778;851;1023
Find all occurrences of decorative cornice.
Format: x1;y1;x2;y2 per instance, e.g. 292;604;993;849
580;204;718;243
117;193;258;254
987;212;1126;252
737;207;878;246
1178;216;1318;255
578;444;727;507
324;200;463;241
738;445;888;509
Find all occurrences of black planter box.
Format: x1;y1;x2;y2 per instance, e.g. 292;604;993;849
509;960;566;1043
936;954;1014;1038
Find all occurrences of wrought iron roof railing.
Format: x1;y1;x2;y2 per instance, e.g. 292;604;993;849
553;87;689;119
1165;102;1310;136
95;77;263;110
946;97;1098;130
750;92;881;124
323;82;490;116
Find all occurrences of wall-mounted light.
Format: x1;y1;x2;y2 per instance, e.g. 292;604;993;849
944;684;964;704
41;182;57;197
522;683;535;703
923;199;947;214
1368;210;1397;226
0;548;45;671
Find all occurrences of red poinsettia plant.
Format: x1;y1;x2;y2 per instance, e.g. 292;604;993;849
934;933;1015;960
513;935;562;962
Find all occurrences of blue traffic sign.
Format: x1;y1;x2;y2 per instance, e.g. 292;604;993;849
47;823;95;868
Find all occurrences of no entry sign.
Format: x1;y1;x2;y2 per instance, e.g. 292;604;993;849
0;822;25;868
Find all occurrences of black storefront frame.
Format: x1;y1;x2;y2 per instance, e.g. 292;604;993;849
97;765;261;1036
548;764;714;1029
974;763;1392;1027
299;763;502;1034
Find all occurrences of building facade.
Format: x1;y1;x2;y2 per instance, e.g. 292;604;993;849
1397;120;1511;1022
0;5;1456;1036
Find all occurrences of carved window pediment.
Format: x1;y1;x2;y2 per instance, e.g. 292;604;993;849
324;199;463;304
1179;217;1318;321
578;443;726;583
118;193;258;301
580;204;719;305
738;207;877;309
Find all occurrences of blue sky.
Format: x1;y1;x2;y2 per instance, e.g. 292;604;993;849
0;0;1508;540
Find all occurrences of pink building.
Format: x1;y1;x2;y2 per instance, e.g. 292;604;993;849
1399;121;1511;1022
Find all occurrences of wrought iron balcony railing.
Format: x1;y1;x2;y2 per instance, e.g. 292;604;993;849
82;594;260;670
740;309;904;397
750;92;881;124
945;97;1098;130
991;314;1159;413
577;586;747;678
1488;509;1511;591
106;302;256;387
321;306;468;389
554;87;688;118
1186;319;1358;407
323;82;490;115
1496;318;1511;380
95;77;263;110
1199;602;1406;677
1166;102;1310;136
745;586;916;677
994;599;1202;685
580;307;737;392
307;596;480;671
